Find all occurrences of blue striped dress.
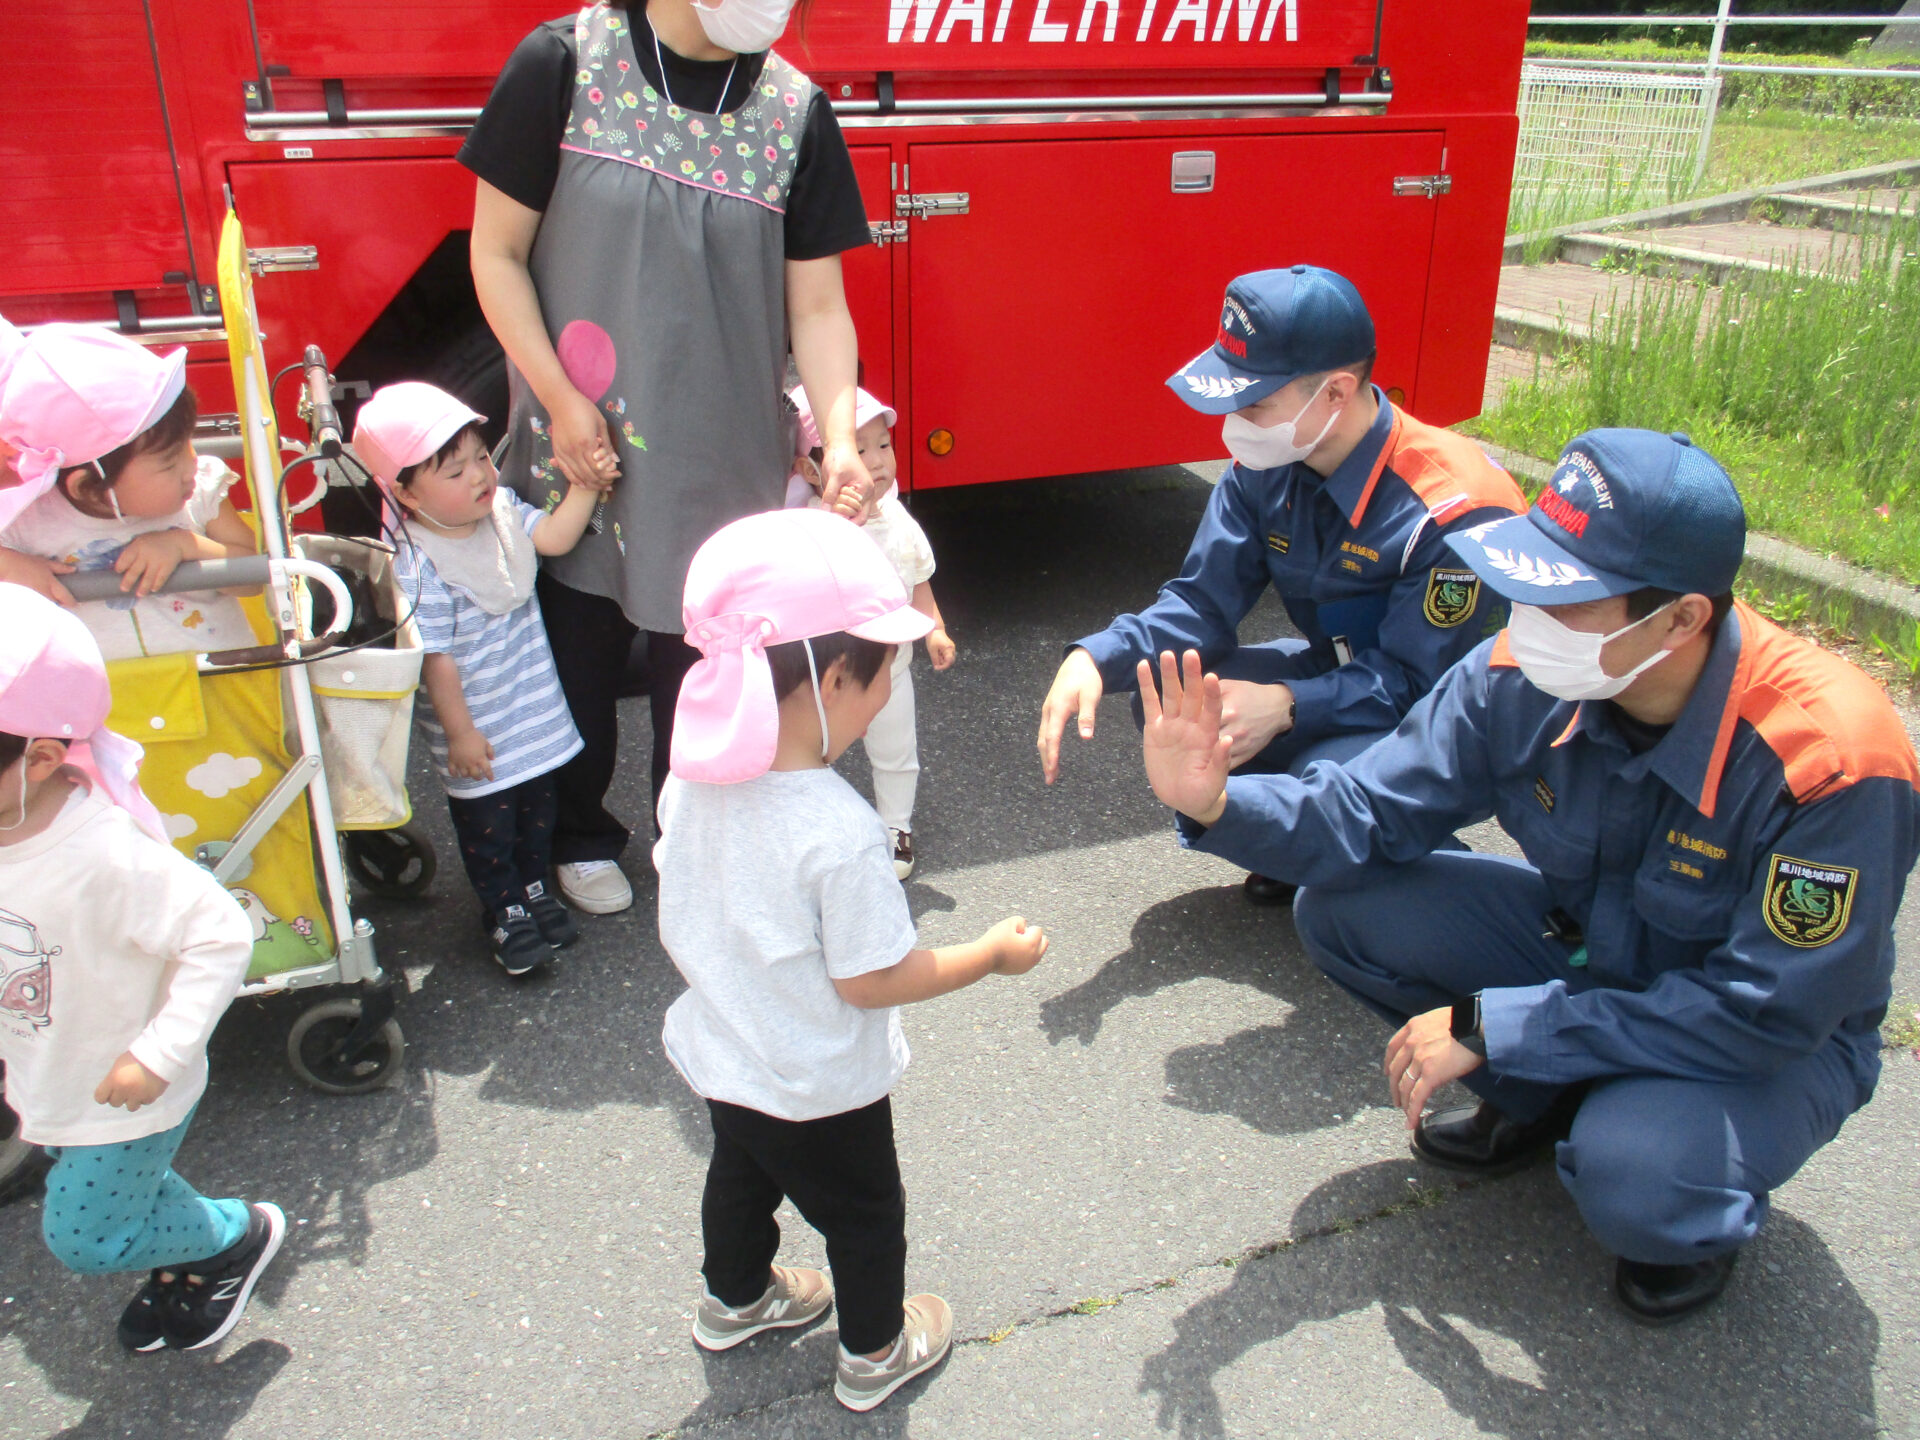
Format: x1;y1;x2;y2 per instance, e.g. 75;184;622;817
392;494;583;799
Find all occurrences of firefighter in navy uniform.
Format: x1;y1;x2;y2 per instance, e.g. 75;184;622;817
1138;428;1920;1322
1037;266;1527;905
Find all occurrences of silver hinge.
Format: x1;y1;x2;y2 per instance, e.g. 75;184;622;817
1392;174;1452;199
246;245;319;274
895;192;970;220
869;219;909;245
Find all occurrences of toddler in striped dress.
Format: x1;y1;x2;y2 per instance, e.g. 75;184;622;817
353;383;602;976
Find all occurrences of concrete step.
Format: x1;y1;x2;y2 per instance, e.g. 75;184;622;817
1556;231;1781;285
1632;218;1872;277
1760;189;1919;236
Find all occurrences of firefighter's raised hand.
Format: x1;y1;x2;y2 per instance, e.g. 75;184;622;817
1139;650;1231;827
550;388;620;492
1037;647;1105;785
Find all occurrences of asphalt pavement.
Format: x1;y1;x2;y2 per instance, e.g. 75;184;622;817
2;465;1915;1439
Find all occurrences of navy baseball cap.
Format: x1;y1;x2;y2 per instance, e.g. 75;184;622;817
1447;429;1746;605
1167;265;1377;416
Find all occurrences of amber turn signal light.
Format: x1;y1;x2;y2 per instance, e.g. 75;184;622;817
1386;386;1407;406
926;428;955;457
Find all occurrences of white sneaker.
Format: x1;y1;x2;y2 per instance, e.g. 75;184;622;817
556;860;633;914
888;829;915;880
834;1293;953;1412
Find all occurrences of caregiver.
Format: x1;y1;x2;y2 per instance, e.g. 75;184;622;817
463;0;874;915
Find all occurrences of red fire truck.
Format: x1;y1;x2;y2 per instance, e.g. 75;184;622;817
2;0;1526;492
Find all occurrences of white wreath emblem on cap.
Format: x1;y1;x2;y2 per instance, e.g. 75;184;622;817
1183;374;1257;399
1476;545;1594;587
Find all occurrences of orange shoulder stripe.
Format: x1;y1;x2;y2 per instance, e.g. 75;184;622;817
1490;631;1517;668
1733;602;1920;803
1385;407;1528;525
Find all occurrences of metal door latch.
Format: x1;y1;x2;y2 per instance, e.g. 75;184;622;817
869;219;909;244
895;192;970;220
1171;151;1215;193
247;245;320;274
1392;174;1453;198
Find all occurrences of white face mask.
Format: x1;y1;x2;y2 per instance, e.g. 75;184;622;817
691;0;795;54
1507;600;1678;702
1220;378;1341;472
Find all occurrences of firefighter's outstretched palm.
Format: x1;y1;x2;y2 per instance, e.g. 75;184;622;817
1139;650;1231;826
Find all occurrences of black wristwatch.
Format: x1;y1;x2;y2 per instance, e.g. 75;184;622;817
1451;995;1486;1057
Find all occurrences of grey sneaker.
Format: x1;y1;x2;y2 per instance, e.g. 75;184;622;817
691;1265;834;1351
834;1293;953;1412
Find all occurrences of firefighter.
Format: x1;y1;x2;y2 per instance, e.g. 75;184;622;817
1137;429;1920;1322
1036;265;1526;905
463;0;874;916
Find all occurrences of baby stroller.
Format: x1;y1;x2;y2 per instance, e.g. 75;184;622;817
0;207;434;1199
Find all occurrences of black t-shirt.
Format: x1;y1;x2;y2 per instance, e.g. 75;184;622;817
458;12;873;261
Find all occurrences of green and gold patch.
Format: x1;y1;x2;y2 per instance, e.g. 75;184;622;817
1763;854;1858;948
1423;567;1480;628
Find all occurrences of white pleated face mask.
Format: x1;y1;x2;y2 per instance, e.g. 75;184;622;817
691;0;795;54
1507;600;1678;702
1220;378;1341;472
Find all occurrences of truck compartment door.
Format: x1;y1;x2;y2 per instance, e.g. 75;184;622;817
902;130;1445;489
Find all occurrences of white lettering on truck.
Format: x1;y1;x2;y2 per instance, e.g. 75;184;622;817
889;0;1297;43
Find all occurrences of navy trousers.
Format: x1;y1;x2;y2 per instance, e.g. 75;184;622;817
1294;851;1861;1264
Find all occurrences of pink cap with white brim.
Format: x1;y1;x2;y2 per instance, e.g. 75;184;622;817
350;381;487;490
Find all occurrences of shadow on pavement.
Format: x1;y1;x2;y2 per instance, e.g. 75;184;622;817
1140;1161;1879;1440
1040;884;1387;1135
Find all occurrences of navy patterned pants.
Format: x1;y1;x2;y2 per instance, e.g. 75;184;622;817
446;773;560;916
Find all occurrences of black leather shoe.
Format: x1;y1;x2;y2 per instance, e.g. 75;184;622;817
1242;873;1297;907
1411;1098;1574;1175
1614;1251;1739;1324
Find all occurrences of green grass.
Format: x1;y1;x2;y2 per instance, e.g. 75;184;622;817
1479;215;1920;582
1708;110;1920;193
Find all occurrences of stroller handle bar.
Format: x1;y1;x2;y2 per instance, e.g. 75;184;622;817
63;557;355;641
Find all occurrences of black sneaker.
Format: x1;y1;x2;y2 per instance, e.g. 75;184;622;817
488;905;549;976
161;1202;285;1351
523;881;579;949
118;1268;177;1353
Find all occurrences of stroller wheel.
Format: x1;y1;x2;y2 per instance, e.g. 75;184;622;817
287;998;406;1095
344;824;438;900
0;1081;47;1205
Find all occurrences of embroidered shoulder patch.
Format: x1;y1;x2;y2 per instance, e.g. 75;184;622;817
1763;854;1858;948
1423;567;1481;628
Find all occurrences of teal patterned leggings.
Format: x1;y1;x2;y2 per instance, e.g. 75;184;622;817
40;1109;249;1275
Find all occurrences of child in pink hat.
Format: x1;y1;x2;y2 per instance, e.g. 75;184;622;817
786;386;956;878
353;381;602;976
655;507;1048;1413
0;584;284;1354
0;322;260;660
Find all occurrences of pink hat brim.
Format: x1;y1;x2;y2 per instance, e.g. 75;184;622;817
848;605;933;645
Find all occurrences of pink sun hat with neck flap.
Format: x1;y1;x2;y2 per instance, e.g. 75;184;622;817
351;381;487;490
673;507;932;784
0;584;168;842
0;322;188;532
787;385;897;454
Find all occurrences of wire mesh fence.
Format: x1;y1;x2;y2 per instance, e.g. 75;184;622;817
1512;63;1723;231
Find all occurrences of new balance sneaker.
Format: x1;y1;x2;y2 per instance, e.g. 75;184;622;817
161;1202;285;1351
834;1293;953;1412
488;905;549;976
556;860;633;914
117;1269;177;1353
888;829;915;880
691;1265;834;1351
522;881;579;949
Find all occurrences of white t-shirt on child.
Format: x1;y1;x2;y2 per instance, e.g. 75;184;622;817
0;783;253;1147
0;455;256;660
655;768;918;1122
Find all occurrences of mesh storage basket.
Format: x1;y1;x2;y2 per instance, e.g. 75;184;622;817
297;536;424;830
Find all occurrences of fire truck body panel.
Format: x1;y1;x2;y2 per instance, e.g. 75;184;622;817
0;0;1526;493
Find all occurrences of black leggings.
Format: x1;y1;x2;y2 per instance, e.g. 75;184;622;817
536;574;700;863
702;1096;907;1355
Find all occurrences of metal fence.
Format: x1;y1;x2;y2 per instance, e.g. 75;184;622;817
1515;63;1723;208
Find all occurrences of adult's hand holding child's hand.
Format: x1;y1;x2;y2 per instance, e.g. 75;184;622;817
550;388;620;490
95;1052;169;1112
986;916;1049;975
1140;650;1231;826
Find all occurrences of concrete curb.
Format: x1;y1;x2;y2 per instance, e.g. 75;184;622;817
1476;444;1920;642
1502;157;1920;264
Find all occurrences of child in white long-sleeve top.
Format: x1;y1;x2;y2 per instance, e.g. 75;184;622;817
655;508;1046;1412
787;387;953;877
0;585;282;1355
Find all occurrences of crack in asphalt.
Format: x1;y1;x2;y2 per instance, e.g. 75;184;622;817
647;1174;1485;1437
